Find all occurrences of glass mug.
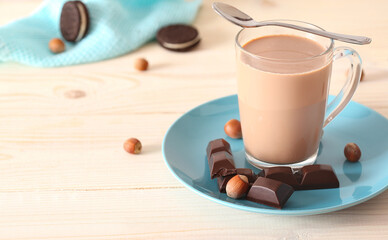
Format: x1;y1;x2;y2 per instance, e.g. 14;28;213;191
235;20;362;169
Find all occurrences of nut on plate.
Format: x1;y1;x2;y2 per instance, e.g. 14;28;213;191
226;175;249;199
124;138;142;154
346;69;365;81
49;38;65;54
134;58;149;71
224;119;242;139
344;143;361;162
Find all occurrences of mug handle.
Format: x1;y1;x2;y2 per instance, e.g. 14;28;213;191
323;47;362;127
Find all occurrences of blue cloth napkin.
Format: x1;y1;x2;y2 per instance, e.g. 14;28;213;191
0;0;201;67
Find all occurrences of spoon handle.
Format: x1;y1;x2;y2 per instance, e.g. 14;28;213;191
212;2;371;45
253;21;371;45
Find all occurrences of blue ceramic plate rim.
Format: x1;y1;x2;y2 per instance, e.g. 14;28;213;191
162;95;388;216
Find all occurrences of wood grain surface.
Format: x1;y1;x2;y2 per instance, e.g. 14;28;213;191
0;0;387;239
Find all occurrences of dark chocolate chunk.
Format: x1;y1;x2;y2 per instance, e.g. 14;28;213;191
217;175;233;193
246;177;294;209
258;165;340;191
208;151;235;179
60;1;90;42
294;171;303;185
206;138;231;160
260;167;299;188
299;164;339;190
156;24;200;52
217;168;257;192
236;168;257;183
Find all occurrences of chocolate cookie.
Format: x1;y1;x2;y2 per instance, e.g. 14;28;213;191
60;1;90;42
156;24;200;52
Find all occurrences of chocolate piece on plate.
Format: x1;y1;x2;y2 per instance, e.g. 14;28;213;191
208;151;235;179
206;138;231;160
299;164;339;190
236;168;257;183
60;1;90;42
246;177;294;209
156;24;200;52
259;167;299;188
217;175;233;193
217;168;256;192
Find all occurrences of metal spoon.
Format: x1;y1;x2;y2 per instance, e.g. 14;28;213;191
212;2;371;45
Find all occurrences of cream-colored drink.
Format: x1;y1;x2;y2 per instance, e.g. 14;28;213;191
237;35;332;164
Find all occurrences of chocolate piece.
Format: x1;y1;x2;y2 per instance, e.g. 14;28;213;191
217;175;233;193
208;151;235;179
247;177;294;209
259;167;299;188
258;165;339;190
217;168;256;192
299;164;339;190
236;168;257;183
60;1;90;42
294;171;303;184
156;24;200;52
206;138;231;160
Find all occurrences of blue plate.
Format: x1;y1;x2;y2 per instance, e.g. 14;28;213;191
162;95;388;215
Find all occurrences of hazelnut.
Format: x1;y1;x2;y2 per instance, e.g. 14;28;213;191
124;138;142;154
346;69;365;82
360;70;365;81
226;175;249;199
134;58;148;71
224;119;242;139
344;143;361;162
49;38;65;54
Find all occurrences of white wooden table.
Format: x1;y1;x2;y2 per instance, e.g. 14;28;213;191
0;0;387;239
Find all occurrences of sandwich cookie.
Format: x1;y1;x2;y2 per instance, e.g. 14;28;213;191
60;1;90;42
156;24;200;52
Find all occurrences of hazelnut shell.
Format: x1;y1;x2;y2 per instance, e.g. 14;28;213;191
49;38;65;54
226;175;249;199
124;138;142;154
224;119;242;139
344;143;361;162
134;58;149;71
